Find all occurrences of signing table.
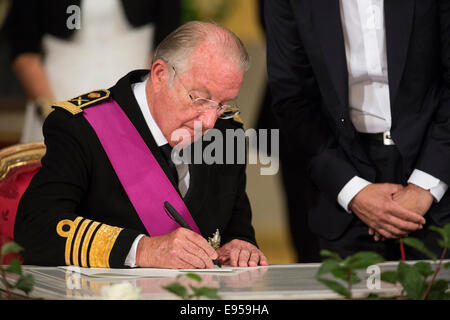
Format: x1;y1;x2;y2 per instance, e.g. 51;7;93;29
4;261;450;300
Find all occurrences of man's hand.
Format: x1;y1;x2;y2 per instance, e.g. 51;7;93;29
216;239;268;267
135;228;218;269
369;183;434;241
349;183;426;239
393;183;434;217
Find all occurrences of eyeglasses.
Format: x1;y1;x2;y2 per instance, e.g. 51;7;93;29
170;65;240;120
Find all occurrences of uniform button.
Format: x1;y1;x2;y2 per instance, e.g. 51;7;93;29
340;118;346;125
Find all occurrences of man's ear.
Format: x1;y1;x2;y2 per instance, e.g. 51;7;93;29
150;59;168;92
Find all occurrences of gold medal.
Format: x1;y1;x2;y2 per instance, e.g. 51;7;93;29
208;229;221;250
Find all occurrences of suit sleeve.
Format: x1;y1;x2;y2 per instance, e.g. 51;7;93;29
414;1;450;185
264;0;360;202
5;0;43;61
14;110;141;268
222;165;257;247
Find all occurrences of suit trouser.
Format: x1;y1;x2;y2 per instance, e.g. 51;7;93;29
319;135;450;261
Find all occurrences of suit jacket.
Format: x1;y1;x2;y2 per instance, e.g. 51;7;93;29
6;0;181;60
265;0;450;240
14;70;257;267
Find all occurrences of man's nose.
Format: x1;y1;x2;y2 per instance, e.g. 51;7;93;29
200;108;218;130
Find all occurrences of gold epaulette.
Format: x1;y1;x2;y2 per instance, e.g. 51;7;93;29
232;114;244;126
226;107;243;127
52;89;110;115
57;217;123;268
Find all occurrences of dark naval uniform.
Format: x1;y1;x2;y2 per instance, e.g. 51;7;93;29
15;70;257;268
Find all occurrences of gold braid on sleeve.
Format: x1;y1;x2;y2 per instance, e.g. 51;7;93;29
57;217;123;268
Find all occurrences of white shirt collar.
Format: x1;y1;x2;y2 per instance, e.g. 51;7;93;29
132;78;168;147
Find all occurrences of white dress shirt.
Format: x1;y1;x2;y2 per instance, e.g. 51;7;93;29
124;78;190;267
337;0;448;212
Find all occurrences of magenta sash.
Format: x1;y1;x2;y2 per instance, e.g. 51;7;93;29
83;99;201;236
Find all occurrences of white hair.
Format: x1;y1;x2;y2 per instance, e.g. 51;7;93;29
151;21;250;74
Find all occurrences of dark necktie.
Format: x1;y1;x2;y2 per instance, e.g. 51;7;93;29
159;143;178;185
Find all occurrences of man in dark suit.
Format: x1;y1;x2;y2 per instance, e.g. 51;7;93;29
256;0;321;263
265;0;450;260
15;21;268;269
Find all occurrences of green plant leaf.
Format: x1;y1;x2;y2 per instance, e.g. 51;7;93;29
380;271;398;284
341;256;352;268
425;279;449;300
189;285;221;300
345;251;384;270
5;258;22;276
331;268;360;285
401;237;437;260
317;259;340;276
397;262;426;300
330;267;347;282
163;282;190;299
429;225;450;249
320;250;342;261
318;277;350;299
444;224;450;248
413;261;434;278
1;242;23;257
14;274;34;294
184;273;202;283
444;262;450;269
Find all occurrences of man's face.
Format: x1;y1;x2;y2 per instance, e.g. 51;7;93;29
150;43;244;147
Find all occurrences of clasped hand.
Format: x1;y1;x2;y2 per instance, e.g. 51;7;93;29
349;183;433;241
136;228;268;269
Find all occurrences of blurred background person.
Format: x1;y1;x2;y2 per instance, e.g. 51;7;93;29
6;0;181;143
255;0;320;262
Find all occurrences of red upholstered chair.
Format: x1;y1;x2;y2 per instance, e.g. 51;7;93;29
0;143;46;264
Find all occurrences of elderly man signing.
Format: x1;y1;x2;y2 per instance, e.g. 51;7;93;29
15;21;268;269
